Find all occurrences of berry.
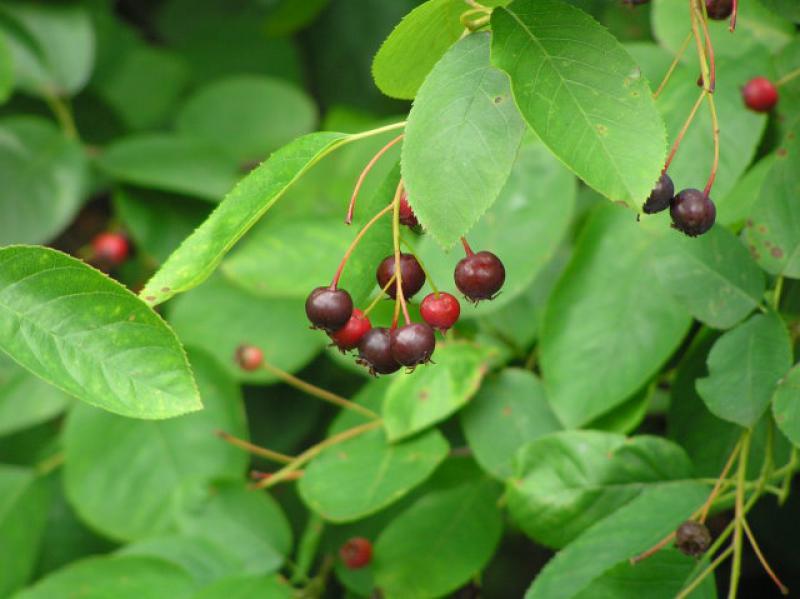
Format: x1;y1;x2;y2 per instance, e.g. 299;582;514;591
670;189;716;237
305;286;353;331
642;173;674;214
391;323;436;367
705;0;733;19
454;251;505;302
675;520;711;557
234;344;263;371
376;254;426;299
357;327;400;375
330;308;371;352
420;292;461;332
399;192;418;227
339;537;372;569
742;77;779;113
91;232;129;265
622;0;650;5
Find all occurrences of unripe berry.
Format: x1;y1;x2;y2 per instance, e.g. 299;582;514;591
91;232;129;265
329;309;371;352
420;292;461;332
234;344;263;371
339;537;372;569
742;77;778;113
399;192;418;227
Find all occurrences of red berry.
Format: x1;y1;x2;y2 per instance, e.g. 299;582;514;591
399;192;418;227
357;327;400;375
329;309;371;352
705;0;732;19
454;251;505;302
305;286;353;331
234;344;264;371
642;173;674;214
91;232;129;265
670;189;716;237
742;77;778;113
339;537;372;570
420;292;460;332
391;323;436;367
376;254;426;299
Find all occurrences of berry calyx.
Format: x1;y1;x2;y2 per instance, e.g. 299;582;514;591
420;292;461;332
234;344;263;371
329;308;371;352
339;537;372;570
642;173;675;214
670;189;716;237
742;77;779;113
91;231;129;265
675;520;711;557
376;254;426;299
390;323;436;367
357;327;400;375
705;0;733;19
305;286;353;331
454;251;505;302
399;192;418;227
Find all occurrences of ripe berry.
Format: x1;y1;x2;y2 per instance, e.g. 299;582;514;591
234;344;264;371
454;251;505;302
357;327;400;375
399;192;418;227
622;0;650;5
329;308;371;352
670;189;716;237
675;520;711;557
705;0;733;19
742;77;779;113
91;232;129;265
339;537;372;570
305;286;353;331
391;323;436;367
642;173;674;214
420;292;461;332
376;254;426;299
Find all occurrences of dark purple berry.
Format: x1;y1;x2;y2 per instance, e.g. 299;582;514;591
642;173;674;214
670;189;716;237
675;520;711;556
705;0;733;19
390;323;436;367
454;251;505;302
376;254;426;299
357;327;400;375
305;286;353;331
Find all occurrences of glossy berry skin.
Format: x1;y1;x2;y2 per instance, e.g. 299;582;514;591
454;251;505;302
391;323;436;367
92;232;129;265
305;286;353;331
234;344;263;371
399;192;418;227
670;189;716;237
376;254;426;299
357;327;400;375
705;0;733;19
675;521;711;557
339;537;372;570
330;309;371;352
420;292;461;332
742;77;778;113
642;173;674;214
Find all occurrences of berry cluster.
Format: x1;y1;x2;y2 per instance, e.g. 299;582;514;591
643;173;716;237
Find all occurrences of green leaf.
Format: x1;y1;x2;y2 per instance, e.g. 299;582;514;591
0;465;50;597
717;155;774;228
168;275;325;384
191;574;293;599
139;131;354;306
176;76;317;163
491;0;666;208
401;32;526;249
696;313;793;427
773;363;800;447
508;431;692;547
0;117;88;246
13;555;198;599
652;226;765;329
0;246;200;419
524;481;708;599
63;349;247;541
374;459;503;599
299;379;449;522
0;33;12;103
0;352;70;437
540;206;691;427
461;368;562;479
383;342;493;441
98;134;240;202
264;0;330;36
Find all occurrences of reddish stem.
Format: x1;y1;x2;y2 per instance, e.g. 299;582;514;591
332;202;394;288
460;236;474;256
662;89;706;174
730;0;737;31
345;134;404;225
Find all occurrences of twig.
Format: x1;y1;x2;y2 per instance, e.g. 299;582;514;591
331;203;394;288
728;430;752;599
653;32;693;99
345;134;404;224
699;440;741;522
676;545;734;599
216;430;294;464
742;518;789;595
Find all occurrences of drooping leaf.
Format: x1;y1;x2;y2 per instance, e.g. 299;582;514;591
401;32;525;248
773;363;800;447
0;246;201;419
696;312;793;427
491;0;666;208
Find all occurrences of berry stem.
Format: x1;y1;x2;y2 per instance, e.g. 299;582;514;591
251;420;383;490
43;92;79;141
699;439;741;523
363;274;396;317
675;545;734;599
694;0;716;93
730;0;737;31
345;134;404;225
331;202;394;289
776;67;800;87
728;429;751;599
460;236;474;256
653;31;693;99
741;518;789;595
400;236;440;296
391;181;412;325
663;89;706;174
703;94;720;196
215;430;294;464
292;513;326;585
778;447;797;504
260;359;380;420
